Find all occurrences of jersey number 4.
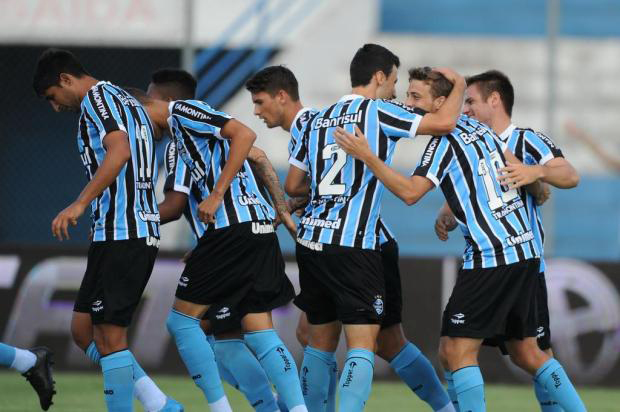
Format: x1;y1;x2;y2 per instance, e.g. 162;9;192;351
318;143;347;195
478;150;519;210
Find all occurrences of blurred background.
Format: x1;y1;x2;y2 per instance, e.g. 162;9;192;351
1;0;619;389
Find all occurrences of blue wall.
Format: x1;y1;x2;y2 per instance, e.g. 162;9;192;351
380;0;620;37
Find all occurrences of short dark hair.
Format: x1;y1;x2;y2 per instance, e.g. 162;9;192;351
465;70;514;116
349;44;400;88
408;66;454;98
245;65;300;101
150;68;197;99
33;48;90;96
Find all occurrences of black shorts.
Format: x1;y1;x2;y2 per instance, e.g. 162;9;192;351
380;239;402;329
486;271;552;354
73;237;159;327
441;258;540;341
176;221;294;317
202;303;242;336
294;241;384;325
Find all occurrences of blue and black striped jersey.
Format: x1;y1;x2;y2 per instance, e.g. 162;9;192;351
413;115;539;269
289;95;422;250
289;106;396;247
78;81;159;241
163;141;206;240
499;124;564;273
168;100;275;230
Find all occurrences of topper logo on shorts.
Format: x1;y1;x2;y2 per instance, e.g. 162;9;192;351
451;313;465;324
537;326;546;338
373;296;384;315
216;307;231;320
252;222;274;234
178;276;189;287
276;347;291;372
92;300;104;312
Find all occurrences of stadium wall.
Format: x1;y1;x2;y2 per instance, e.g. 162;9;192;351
0;247;618;385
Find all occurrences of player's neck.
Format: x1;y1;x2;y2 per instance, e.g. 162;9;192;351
491;114;512;136
351;85;377;99
282;101;304;132
151;100;171;129
77;76;99;100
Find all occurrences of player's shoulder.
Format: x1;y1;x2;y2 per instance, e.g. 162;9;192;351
376;98;425;115
515;126;558;148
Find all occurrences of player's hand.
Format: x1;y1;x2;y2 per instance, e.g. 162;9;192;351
281;212;298;240
434;213;457;241
534;182;551;206
287;197;307;216
432;67;465;86
498;162;544;189
334;125;372;161
52;201;87;241
198;191;223;223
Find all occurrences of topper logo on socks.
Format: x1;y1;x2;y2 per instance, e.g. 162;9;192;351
276;347;291;372
342;362;357;387
301;366;309;395
551;372;562;388
104;389;114;395
178;276;189;287
192;374;202;380
252;400;264;407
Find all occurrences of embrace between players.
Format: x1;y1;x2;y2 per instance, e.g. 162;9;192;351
28;43;585;412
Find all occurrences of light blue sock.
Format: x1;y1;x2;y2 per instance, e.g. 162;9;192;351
166;310;226;404
215;339;279;412
300;346;335;410
338;349;375;412
534;377;564;411
101;349;134;412
535;359;585;412
390;343;453;411
0;342;17;367
444;370;460;412
453;366;485;412
207;335;240;390
245;329;306;410
327;358;338;412
85;341;101;365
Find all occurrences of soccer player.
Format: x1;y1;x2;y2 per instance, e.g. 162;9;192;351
333;67;586;412
433;69;579;412
130;92;307;412
32;49;182;412
0;343;55;410
285;44;464;411
246;64;454;412
145;69;292;412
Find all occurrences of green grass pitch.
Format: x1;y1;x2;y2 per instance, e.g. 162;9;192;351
1;371;618;411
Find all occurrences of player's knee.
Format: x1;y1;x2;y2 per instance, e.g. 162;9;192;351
296;325;309;347
376;325;407;361
200;319;212;335
71;327;92;351
508;344;548;374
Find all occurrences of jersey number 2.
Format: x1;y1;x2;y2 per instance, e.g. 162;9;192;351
478;150;518;210
318;143;346;195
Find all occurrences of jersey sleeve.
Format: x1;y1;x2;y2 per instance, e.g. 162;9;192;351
82;84;127;141
163;141;191;195
169;100;232;140
412;137;455;186
522;130;564;165
376;99;424;140
289;121;310;172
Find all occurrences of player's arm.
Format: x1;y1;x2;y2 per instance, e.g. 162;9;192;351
334;125;434;205
435;202;458;241
199;119;256;223
499;148;579;190
285;166;310;198
566;121;620;172
158;191;188;224
416;68;466;136
247;146;297;238
501;149;550;204
52;131;130;240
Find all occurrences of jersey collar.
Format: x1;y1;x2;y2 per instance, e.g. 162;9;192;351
338;94;365;102
498;123;516;141
291;107;312;127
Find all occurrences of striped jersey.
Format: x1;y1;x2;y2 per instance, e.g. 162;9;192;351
413;115;539;269
163;140;206;240
499;124;564;272
289;106;397;247
78;81;159;241
167;100;275;230
289;95;422;250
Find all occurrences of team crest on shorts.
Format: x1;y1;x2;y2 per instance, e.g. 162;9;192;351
373;295;384;315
